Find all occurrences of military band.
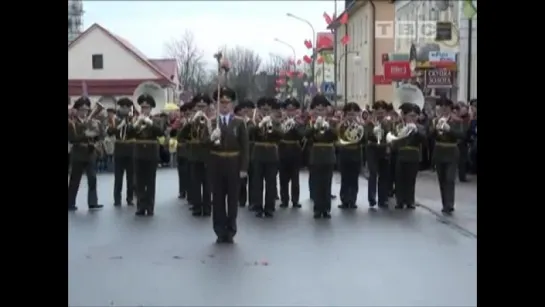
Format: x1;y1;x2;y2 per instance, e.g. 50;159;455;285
69;86;467;242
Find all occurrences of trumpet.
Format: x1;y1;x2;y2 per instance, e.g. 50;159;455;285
135;115;153;132
372;117;384;145
281;116;296;134
436;116;449;135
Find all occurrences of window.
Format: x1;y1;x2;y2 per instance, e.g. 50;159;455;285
92;54;103;70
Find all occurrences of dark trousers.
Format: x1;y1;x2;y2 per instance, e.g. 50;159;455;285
395;161;419;205
68;153;70;174
388;151;398;195
135;159;158;212
113;156;134;204
458;143;468;180
251;161;278;213
239;177;248;206
209;156;240;238
367;156;390;205
311;164;333;213
436;162;457;210
190;161;210;212
340;160;361;204
279;159;300;205
176;156;189;196
247;163;255;205
159;145;170;165
309;170;315;200
68;159;98;208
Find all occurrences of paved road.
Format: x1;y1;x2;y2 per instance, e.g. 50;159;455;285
69;169;476;307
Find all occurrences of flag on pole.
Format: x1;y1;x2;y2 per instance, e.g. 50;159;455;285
81;80;88;97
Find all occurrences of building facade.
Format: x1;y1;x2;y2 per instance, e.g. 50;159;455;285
68;0;84;44
457;1;477;101
331;0;396;106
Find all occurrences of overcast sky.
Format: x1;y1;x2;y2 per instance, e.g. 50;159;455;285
84;0;344;65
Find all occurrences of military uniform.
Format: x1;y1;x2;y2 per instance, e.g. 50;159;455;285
386;103;399;197
388;103;426;209
306;95;337;219
180;94;212;216
365;100;395;208
249;97;283;217
107;98;136;207
432;99;465;214
209;87;249;243
133;95;164;216
67;97;104;211
279;98;305;209
176;103;193;200
337;103;365;209
234;100;254;208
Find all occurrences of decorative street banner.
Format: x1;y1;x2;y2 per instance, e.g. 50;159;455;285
425;68;454;88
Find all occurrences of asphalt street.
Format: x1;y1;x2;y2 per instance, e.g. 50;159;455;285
69;169;477;307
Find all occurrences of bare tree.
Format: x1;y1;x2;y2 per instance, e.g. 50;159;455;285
262;53;292;74
221;46;262;100
164;30;206;94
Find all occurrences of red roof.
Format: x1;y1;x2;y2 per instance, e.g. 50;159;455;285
149;59;177;80
68;23;175;84
68;79;172;96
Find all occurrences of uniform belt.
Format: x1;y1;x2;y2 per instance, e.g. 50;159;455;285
115;140;135;144
133;140;158;144
254;142;277;147
436;142;457;147
339;145;360;149
313;142;334;147
280;140;300;144
210;151;239;157
177;143;186;147
400;146;419;150
188;140;203;144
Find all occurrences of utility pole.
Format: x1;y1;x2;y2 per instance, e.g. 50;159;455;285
333;0;338;106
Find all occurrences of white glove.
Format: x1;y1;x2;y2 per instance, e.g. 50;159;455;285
210;127;221;142
84;129;98;137
406;123;417;135
239;171;248;178
192;110;204;122
258;116;271;128
373;125;381;134
442;123;451;132
144;117;153;125
386;132;398;143
322;121;330;129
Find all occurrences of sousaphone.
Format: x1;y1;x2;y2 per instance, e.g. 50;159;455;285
393;83;425;110
132;81;166;115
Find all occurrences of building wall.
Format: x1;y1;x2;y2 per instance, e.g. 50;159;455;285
68;27;160;80
457;3;477;100
337;0;395;107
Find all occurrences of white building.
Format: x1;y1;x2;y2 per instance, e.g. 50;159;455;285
68;23;178;111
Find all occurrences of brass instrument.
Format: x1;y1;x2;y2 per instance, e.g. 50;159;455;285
258;115;274;134
134;115;153;133
372;117;384;145
386;84;425;143
338;118;365;145
436;116;449;135
83;102;104;139
313;116;329;135
190;110;212;140
281;116;296;134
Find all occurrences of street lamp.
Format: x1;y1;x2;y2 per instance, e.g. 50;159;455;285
273;38;297;69
286;12;316;84
336;51;360;104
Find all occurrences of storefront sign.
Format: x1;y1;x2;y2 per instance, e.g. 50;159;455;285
425;68;454;88
383;61;411;81
428;51;456;63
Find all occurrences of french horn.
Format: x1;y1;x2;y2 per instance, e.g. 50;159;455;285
338;118;365;145
281;116;296;134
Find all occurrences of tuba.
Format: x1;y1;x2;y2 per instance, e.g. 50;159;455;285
386;84;425;143
132;81;166;116
338;117;365;145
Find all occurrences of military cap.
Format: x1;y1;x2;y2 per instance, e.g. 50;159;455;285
72;96;91;109
343;102;361;113
179;103;192;112
137;94;156;108
437;98;454;108
191;93;212;105
310;94;331;109
469;98;477;108
283;97;301;109
106;107;116;113
256;97;271;108
234;104;244;115
399;102;420;115
385;102;394;112
372;100;388;110
239;99;255;109
117;97;134;107
213;86;236;102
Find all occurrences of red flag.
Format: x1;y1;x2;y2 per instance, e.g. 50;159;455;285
323;12;332;25
303;55;312;64
297;59;302;65
276;78;285;85
286;71;294;77
317;35;333;50
340;12;348;25
279;70;286;77
304;40;312;49
341;35;350;45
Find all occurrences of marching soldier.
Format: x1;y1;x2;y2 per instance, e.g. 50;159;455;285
431;98;464;214
175;103;192;199
133;94;164;216
306;94;337;219
386;103;426;209
365;100;395;209
249;97;283;218
235;100;254;208
179;94;212;217
337;102;365;209
385;102;399;198
208;87;249;243
107;98;136;207
278;98;305;209
67;97;104;211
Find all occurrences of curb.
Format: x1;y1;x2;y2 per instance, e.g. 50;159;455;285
416;202;477;239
